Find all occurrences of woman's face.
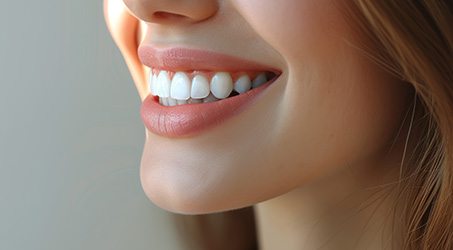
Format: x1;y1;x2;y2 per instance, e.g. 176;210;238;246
105;0;411;214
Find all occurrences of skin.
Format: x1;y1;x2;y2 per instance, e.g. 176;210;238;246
104;0;414;249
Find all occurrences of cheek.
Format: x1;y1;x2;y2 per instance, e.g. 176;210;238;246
231;0;346;61
280;64;411;174
234;0;410;174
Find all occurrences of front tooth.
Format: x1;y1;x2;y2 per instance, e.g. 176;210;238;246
170;72;191;100
252;73;267;88
191;75;210;99
234;75;252;94
157;71;171;98
210;72;233;99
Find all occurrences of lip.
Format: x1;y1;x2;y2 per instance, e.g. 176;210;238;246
138;46;280;138
138;46;280;73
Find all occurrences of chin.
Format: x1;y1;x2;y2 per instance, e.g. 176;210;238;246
139;168;253;215
138;144;253;215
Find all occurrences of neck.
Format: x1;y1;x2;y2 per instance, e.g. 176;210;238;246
254;147;404;250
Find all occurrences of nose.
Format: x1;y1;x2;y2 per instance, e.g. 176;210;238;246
122;0;218;24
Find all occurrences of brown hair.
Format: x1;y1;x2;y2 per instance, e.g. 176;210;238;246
344;1;453;249
170;1;453;249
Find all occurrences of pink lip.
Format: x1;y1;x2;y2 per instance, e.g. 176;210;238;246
138;46;280;138
138;46;279;72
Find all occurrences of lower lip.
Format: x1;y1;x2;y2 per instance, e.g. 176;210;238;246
140;80;275;138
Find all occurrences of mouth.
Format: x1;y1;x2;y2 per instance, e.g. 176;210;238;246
138;46;281;138
149;69;278;105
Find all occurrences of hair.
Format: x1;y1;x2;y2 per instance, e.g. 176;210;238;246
168;1;453;249
344;1;453;249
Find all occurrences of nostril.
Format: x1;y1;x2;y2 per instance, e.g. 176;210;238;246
153;11;188;21
123;0;218;24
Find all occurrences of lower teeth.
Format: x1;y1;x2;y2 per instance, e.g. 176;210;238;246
159;91;241;106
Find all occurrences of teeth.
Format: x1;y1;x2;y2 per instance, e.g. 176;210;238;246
160;97;169;106
203;93;220;103
151;72;158;96
233;74;252;94
210;72;233;99
149;69;277;106
167;97;177;106
170;72;191;100
176;99;188;105
148;70;156;96
188;99;202;104
191;75;210;99
157;71;171;98
252;73;268;88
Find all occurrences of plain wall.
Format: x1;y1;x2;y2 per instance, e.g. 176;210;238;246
0;1;183;249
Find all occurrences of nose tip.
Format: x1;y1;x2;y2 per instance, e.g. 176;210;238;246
123;0;218;24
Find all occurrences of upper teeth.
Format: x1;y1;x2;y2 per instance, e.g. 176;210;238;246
170;72;191;100
190;75;210;99
148;69;273;105
210;72;233;99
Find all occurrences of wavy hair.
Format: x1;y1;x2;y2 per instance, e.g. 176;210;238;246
344;1;453;249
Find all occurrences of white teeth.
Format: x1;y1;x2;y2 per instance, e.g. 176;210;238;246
157;71;171;98
148;70;156;96
170;72;191;100
151;72;158;96
188;99;202;104
233;75;252;94
210;72;233;99
203;93;220;103
176;99;188;105
152;69;276;105
167;97;177;106
252;73;268;88
191;75;210;99
160;97;169;106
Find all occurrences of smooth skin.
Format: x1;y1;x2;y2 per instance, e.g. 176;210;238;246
104;0;414;249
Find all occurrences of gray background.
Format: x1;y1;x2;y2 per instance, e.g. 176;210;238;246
0;1;183;249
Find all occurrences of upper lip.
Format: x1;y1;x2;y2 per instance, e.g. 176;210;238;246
137;45;280;73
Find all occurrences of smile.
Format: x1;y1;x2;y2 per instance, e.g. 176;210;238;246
149;69;278;106
138;46;281;137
